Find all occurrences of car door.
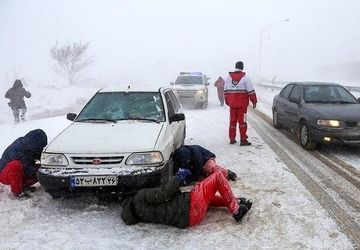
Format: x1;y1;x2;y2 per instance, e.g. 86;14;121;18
164;90;185;148
275;84;294;126
286;84;302;129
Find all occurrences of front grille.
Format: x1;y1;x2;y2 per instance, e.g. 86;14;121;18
72;156;124;165
177;90;196;97
345;121;358;127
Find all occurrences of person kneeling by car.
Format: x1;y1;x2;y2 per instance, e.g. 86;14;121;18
121;168;252;228
173;145;238;182
0;129;47;199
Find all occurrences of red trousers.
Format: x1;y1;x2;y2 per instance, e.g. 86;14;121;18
202;158;228;179
229;107;248;141
189;171;239;226
0;160;38;195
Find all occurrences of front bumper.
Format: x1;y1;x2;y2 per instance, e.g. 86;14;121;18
310;124;360;144
37;162;169;194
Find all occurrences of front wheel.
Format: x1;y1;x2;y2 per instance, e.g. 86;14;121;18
272;110;282;129
299;122;316;150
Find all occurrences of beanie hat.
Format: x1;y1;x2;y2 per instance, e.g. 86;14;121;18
235;61;244;70
173;146;191;169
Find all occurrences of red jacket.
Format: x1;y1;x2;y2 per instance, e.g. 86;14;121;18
224;71;257;108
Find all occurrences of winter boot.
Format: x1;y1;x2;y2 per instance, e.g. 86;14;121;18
240;140;251;146
233;204;251;222
229;140;237;145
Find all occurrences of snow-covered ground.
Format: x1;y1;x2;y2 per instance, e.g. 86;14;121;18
0;83;357;249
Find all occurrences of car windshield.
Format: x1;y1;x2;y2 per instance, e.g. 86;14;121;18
304;85;358;104
76;92;166;123
175;76;203;85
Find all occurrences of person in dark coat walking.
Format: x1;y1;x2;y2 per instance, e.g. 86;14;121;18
121;169;252;228
0;129;47;198
173;145;237;183
5;79;31;124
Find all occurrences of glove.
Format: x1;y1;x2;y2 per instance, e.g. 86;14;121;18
227;169;237;181
175;168;192;183
252;102;257;108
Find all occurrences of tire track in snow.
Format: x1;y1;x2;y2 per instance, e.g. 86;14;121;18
248;110;360;249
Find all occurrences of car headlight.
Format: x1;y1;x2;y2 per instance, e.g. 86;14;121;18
126;151;163;165
197;89;204;95
317;119;341;127
41;153;69;166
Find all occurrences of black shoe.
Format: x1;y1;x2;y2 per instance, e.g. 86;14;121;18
240;140;251;146
230;140;237;144
237;198;253;210
237;197;247;206
233;204;250;222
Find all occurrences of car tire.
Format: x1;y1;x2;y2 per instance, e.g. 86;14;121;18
272;110;282;129
299;122;316;150
160;160;174;185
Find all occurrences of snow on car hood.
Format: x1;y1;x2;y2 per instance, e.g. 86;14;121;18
45;121;163;153
306;103;360;120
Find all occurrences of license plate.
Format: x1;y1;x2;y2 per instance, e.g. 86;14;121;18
70;175;118;187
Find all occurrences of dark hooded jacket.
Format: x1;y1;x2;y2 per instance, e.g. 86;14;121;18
0;129;47;177
5;79;31;110
121;176;190;228
173;145;216;182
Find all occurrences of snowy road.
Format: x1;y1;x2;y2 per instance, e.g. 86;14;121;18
249;108;360;247
0;85;359;249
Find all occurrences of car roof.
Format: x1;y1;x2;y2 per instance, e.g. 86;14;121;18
288;81;341;86
98;85;171;93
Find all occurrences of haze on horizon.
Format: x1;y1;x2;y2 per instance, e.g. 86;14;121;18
1;0;360;87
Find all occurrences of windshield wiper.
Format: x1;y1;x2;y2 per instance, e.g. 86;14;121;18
332;100;357;104
77;118;117;123
117;118;159;123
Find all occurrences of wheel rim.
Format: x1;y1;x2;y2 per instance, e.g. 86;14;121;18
273;111;278;126
300;124;309;146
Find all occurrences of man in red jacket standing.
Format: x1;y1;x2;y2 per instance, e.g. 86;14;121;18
224;61;257;146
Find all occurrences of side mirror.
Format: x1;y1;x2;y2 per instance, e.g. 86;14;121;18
288;96;299;104
169;113;185;123
170;82;174;85
205;81;210;86
67;113;77;121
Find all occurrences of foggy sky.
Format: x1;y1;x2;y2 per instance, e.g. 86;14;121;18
1;0;360;86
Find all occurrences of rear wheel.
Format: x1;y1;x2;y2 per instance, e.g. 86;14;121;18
299;122;317;150
272;110;282;129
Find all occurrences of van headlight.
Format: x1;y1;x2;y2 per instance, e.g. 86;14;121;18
317;119;341;128
197;89;204;95
41;153;69;166
126;152;163;165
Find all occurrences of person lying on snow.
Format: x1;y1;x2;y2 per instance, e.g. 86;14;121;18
121;168;252;228
173;145;238;183
0;129;47;199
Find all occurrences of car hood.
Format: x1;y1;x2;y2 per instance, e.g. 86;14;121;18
306;103;360;120
45;122;164;154
172;85;204;90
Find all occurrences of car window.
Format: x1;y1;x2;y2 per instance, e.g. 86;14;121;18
280;84;294;99
175;76;203;85
76;92;166;122
304;85;358;103
168;90;181;112
164;91;175;115
288;85;301;102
